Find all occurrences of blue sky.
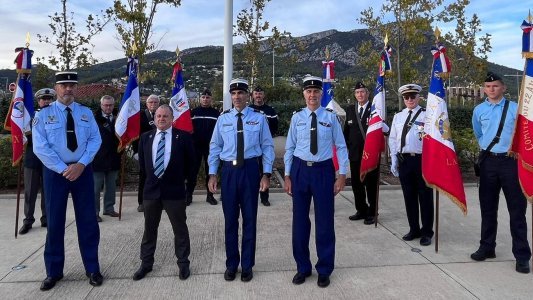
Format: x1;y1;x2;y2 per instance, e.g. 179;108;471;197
0;0;528;73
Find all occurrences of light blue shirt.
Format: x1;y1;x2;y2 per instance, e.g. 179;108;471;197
472;97;517;153
284;106;349;175
32;101;102;174
208;106;274;174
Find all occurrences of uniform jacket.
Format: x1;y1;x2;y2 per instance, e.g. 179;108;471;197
249;104;278;136
92;109;121;172
139;128;196;200
191;106;219;146
343;102;372;161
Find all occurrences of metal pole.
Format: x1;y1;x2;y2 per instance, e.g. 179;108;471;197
223;0;233;111
15;163;22;238
435;190;439;253
272;48;275;86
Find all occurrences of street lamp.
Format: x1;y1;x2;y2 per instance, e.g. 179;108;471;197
504;71;521;99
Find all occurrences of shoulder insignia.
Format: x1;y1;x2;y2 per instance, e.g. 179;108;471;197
221;109;231;115
252;108;265;114
293;108;304;115
421;108;426;111
325;108;334;113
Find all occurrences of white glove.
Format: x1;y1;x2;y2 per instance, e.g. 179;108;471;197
390;155;399;177
133;153;139;161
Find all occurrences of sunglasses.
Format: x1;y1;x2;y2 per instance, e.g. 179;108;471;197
403;94;418;100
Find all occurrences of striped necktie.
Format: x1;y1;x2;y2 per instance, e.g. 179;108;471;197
154;132;166;178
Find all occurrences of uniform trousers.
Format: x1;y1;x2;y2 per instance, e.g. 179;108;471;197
221;158;260;272
187;142;213;197
478;155;531;260
140;198;190;269
258;156;269;202
349;159;378;216
290;157;336;276
23;167;46;225
398;154;434;237
43;166;100;278
93;170;118;214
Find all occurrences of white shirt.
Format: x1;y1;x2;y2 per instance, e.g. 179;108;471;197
152;127;172;170
388;105;425;155
357;101;369;116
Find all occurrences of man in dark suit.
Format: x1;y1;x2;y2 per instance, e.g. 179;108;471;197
343;82;379;225
132;94;160;212
133;104;195;281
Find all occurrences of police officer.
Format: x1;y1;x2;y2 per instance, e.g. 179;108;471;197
18;88;55;235
133;94;160;212
32;71;103;290
389;84;433;246
208;78;274;282
343;82;379;225
249;85;278;206
187;88;219;206
93;95;121;221
471;72;531;273
284;76;349;288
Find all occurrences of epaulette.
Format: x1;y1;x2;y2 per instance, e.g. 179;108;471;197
292;108;304;115
220;109;231;115
420;107;426;111
325;108;334;113
252;108;264;114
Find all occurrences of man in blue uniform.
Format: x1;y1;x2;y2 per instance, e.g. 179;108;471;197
249;85;278;206
389;84;433;246
93;95;121;221
32;71;103;291
471;72;531;274
208;78;274;282
187;88;219;205
284;75;349;288
18;88;54;235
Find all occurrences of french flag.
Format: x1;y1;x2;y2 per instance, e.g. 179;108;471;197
360;47;390;181
421;43;467;214
3;48;34;166
170;60;193;133
321;59;340;170
115;56;140;151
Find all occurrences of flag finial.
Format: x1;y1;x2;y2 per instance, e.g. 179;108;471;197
434;27;441;42
132;43;137;55
529;9;532;23
325;46;330;61
175;45;180;57
384;33;389;47
25;32;30;47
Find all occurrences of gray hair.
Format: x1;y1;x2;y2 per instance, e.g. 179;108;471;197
157;104;173;115
100;95;115;104
146;94;160;103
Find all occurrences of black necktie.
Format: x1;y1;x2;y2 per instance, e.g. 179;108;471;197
66;107;78;152
400;110;412;153
310;112;318;155
106;115;113;131
236;112;244;167
359;107;364;119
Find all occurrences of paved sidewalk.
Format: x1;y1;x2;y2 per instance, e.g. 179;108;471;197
0;186;532;299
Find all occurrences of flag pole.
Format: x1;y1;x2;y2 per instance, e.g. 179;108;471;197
118;151;126;221
374;153;381;228
14;162;22;238
435;190;440;253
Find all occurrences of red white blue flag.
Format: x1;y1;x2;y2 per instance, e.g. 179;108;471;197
521;19;533;53
321;59;341;170
3;48;34;166
422;43;467;214
115;56;140;151
170;60;193;133
360;46;391;181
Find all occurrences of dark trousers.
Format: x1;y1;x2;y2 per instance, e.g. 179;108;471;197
221;158;260;272
140;198;190;269
258;156;269;202
23;167;46;225
398;155;434;238
138;171;145;206
93;170;118;214
478;156;531;260
187;143;213;197
349;159;378;216
291;157;336;276
43;166;100;278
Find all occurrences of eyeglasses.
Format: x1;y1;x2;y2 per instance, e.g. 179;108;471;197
403;94;418;100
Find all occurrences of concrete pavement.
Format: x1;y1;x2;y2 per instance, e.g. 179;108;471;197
0;186;532;299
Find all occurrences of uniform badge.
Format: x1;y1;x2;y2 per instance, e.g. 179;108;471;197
347;120;353;124
223;123;232;127
32;118;39;126
47;115;57;124
149;120;155;126
81;114;89;122
414;121;425;140
434;112;452;141
175;134;180;139
319;121;331;127
246;121;259;125
297;122;306;126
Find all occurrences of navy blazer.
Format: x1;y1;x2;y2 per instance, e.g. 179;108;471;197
343;102;372;161
138;127;196;200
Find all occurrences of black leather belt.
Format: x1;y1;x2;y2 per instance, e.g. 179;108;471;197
294;156;332;167
487;152;508;157
222;157;259;167
400;153;421;157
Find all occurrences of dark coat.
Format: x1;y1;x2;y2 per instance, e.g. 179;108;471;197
92;109;122;171
191;106;219;146
343;102;372;161
132;109;157;154
138;128;196;200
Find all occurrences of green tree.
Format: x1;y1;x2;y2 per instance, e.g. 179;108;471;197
37;0;113;70
113;0;182;80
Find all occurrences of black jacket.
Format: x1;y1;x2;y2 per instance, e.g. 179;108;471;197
93;109;122;171
132;109;157;154
191;106;219;146
249;104;278;137
343;102;372;161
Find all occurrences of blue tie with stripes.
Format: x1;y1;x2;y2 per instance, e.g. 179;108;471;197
154;132;166;178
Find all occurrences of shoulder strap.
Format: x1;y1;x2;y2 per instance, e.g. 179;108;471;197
354;107;366;141
486;99;509;152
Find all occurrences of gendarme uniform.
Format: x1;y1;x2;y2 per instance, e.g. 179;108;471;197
208;78;274;275
32;71;102;286
388;83;433;242
284;76;349;279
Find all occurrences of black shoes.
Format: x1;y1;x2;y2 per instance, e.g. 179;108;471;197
206;194;218;205
224;269;236;281
363;216;375;225
179;267;191;280
261;200;271;206
86;272;104;286
420;236;432;246
18;224;32;235
137;205;144;212
186;195;193;206
402;231;422;241
41;221;47;228
516;260;531;274
317;275;330;288
470;249;496;261
96;215;103;222
292;271;312;285
132;266;153;281
348;212;366;221
241;270;253;282
40;275;63;291
103;211;119;217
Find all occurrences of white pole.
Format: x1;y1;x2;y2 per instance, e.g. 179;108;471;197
272;48;275;86
223;0;233;110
